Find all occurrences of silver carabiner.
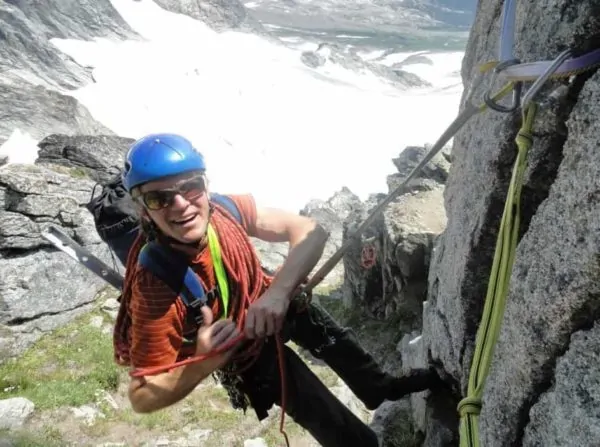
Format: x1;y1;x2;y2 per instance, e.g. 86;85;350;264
483;58;523;113
521;49;573;110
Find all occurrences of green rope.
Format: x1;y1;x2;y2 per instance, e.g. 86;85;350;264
207;223;230;319
458;103;538;447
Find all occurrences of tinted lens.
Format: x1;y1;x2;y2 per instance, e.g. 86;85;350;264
179;178;206;201
141;177;206;210
143;190;175;210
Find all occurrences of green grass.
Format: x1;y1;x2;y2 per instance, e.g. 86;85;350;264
68;167;89;179
0;426;65;447
115;381;240;432
0;284;373;446
0;311;120;410
42;164;90;180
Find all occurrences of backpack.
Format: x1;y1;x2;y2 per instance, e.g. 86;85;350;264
86;173;140;266
86;173;244;325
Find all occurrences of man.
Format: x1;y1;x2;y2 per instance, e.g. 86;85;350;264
114;133;442;447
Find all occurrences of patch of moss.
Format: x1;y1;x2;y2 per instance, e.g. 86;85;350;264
68;167;89;179
0;426;64;447
0;311;120;410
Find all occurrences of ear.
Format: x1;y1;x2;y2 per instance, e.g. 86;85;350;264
134;201;150;220
203;174;211;200
140;210;151;222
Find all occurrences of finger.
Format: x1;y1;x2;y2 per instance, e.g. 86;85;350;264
275;311;285;333
215;318;233;329
222;325;241;346
200;305;213;327
264;312;275;337
254;308;266;338
244;310;256;339
212;322;236;347
209;319;230;338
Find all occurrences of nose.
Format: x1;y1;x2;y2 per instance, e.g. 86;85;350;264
170;193;191;210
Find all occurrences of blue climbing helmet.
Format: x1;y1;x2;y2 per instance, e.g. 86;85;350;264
122;133;206;193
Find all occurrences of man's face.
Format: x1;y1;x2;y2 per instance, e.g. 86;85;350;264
137;171;210;244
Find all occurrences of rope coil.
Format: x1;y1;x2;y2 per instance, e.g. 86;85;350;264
458;104;538;447
361;243;377;269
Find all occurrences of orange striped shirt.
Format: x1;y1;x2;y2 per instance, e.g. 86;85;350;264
128;194;258;369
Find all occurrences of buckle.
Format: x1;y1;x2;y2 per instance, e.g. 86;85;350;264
188;297;206;309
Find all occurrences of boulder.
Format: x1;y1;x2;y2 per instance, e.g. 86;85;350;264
0;134;134;360
420;0;600;444
342;145;448;323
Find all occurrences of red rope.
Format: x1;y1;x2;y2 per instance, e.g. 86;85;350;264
361;243;377;269
123;205;292;446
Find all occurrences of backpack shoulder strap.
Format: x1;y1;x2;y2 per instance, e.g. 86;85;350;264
211;193;274;278
210;193;242;225
138;242;209;326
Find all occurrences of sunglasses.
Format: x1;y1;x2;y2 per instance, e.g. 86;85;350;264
137;176;207;211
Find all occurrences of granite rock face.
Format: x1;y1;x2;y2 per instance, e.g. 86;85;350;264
418;0;600;444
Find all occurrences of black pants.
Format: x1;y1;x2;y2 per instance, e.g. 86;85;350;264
238;302;394;447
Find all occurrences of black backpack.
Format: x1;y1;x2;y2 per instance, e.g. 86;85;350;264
86;173;141;266
85;173;242;267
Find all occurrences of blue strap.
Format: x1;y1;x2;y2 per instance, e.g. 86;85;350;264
137;193;241;322
211;193;242;224
498;0;517;63
139;242;207;310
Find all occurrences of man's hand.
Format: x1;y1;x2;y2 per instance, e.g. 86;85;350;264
195;305;241;355
244;289;290;339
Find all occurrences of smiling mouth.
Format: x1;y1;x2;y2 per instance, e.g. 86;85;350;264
172;215;197;225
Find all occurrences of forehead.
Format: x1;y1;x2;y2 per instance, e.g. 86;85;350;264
140;172;202;193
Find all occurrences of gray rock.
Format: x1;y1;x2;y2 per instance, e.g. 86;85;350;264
328;377;371;422
300;51;326;69
397;331;458;447
301;187;363;287
36;134;135;183
71;404;105;426
248;0;475;31
399;332;428;432
478;70;600;446
0;304;96;359
0;397;35;430
522;322;600;447
420;0;600;444
370;400;421;447
0;0;135;91
0;0;136;144
300;43;430;90
243;438;268;447
0;83;114;147
101;298;120;321
343;146;447;321
0;212;39;250
153;0;264;33
252;187;362;288
390;54;434;69
389;145;451;190
0;163;115;358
